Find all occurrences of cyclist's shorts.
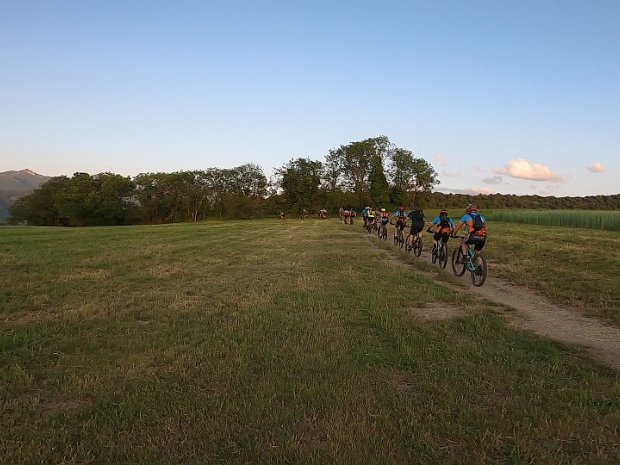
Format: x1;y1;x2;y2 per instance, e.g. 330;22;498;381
410;222;424;235
465;234;486;251
434;232;450;243
381;217;389;225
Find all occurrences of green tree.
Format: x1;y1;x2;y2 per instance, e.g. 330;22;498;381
368;155;390;206
275;158;323;214
388;149;439;207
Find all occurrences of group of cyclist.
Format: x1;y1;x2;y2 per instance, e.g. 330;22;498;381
360;204;487;262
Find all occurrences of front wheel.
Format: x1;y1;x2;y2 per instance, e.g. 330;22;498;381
451;248;467;276
471;253;488;287
431;244;437;264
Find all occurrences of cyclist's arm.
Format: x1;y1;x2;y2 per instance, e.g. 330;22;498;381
452;221;465;236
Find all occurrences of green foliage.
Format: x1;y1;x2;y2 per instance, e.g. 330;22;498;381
275;158;323;213
11;134;619;227
368;155;390;206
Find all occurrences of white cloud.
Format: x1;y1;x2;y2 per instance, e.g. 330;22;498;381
434;154;446;165
482;176;502;185
587;163;605;173
441;169;461;178
437;186;495;195
493;158;562;181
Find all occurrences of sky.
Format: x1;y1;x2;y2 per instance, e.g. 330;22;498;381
1;0;618;196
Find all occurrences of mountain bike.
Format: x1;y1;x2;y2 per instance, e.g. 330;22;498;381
366;219;378;234
394;227;405;248
451;237;487;287
427;230;448;268
406;233;422;256
377;222;388;240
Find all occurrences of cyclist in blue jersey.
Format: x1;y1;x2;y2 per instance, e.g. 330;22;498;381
427;209;455;252
391;206;408;241
361;207;369;227
452;204;487;263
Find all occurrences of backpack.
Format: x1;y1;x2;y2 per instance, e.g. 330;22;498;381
439;215;451;228
472;213;484;231
410;208;424;221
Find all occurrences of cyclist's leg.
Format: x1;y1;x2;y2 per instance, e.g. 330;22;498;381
473;237;486;262
461;235;470;260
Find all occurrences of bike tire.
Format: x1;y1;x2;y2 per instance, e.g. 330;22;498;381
451;248;467;276
438;244;448;269
414;238;422;256
431;244;437;264
471;252;488;287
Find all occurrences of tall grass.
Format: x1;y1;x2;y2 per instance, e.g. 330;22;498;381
486;209;620;231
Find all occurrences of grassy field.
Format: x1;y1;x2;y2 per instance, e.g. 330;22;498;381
485;222;620;325
485;209;620;231
1;220;619;464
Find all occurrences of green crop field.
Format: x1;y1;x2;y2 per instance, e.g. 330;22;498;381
485;209;620;231
1;220;619;464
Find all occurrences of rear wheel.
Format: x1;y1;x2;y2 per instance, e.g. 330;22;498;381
431;243;437;264
451;248;467;276
413;237;422;256
438;244;448;269
471;252;487;287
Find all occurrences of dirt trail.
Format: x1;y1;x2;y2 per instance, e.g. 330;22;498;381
370;237;620;370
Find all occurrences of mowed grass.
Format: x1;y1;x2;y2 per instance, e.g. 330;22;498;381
1;220;619;465
486;222;620;326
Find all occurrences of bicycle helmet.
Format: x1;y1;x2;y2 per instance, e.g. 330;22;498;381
439;209;448;216
466;203;478;214
399;206;404;211
380;208;386;212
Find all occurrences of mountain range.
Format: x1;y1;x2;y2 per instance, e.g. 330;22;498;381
0;169;51;223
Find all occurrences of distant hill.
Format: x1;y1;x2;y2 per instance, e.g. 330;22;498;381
0;169;51;222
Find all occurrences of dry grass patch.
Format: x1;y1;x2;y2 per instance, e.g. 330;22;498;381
407;304;470;321
56;268;113;282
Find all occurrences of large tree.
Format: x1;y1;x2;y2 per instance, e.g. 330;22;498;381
275;158;323;213
388;149;439;207
329;135;392;206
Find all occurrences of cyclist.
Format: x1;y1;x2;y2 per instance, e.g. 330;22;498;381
378;207;390;235
406;205;425;249
391;206;408;241
427;209;455;253
361;206;370;227
338;207;345;222
366;207;376;230
349;208;356;224
279;211;286;221
452;203;487;263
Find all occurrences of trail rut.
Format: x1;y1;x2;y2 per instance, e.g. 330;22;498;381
370;236;620;369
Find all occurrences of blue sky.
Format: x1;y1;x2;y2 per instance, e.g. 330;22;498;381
1;0;618;196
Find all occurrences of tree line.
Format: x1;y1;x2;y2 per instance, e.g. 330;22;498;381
9;135;619;226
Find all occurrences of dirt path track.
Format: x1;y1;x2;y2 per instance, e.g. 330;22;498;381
371;236;620;370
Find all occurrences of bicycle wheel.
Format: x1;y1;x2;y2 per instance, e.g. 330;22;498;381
431;244;437;264
413;237;422;256
382;227;387;240
438;244;448;269
471;252;487;287
451;248;467;276
404;235;411;252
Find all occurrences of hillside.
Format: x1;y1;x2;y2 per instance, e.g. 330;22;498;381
0;169;51;222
